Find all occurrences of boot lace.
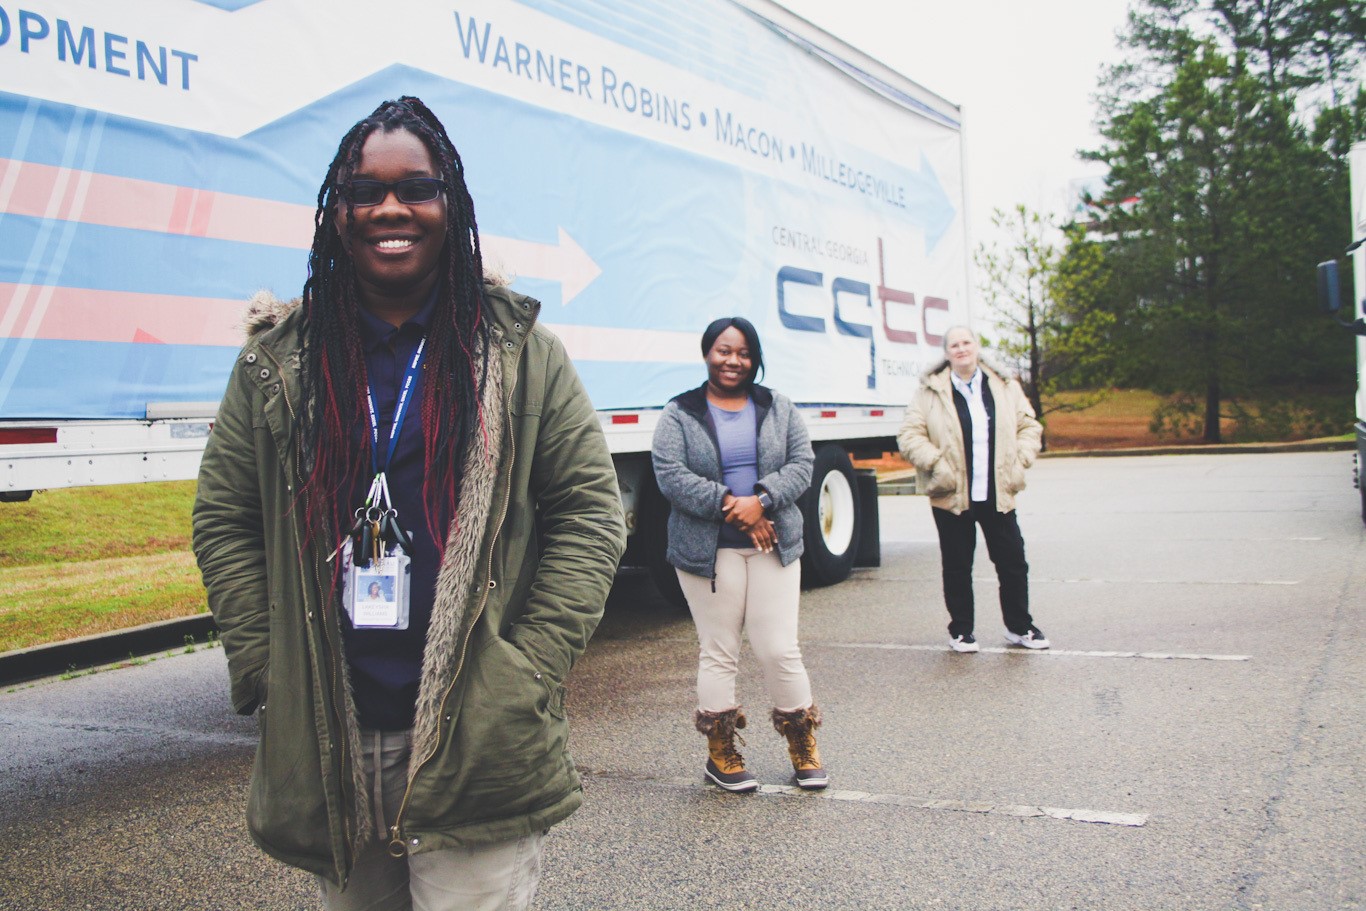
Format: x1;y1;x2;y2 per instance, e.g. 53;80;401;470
719;731;747;768
788;730;816;767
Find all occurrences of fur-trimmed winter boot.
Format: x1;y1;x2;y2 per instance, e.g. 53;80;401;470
694;708;758;792
771;705;828;790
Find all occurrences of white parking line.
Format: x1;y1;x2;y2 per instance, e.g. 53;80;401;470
1047;578;1299;586
883;537;1321;544
582;772;1148;827
863;564;1300;586
824;642;1252;661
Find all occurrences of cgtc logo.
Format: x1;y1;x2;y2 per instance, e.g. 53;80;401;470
776;239;947;389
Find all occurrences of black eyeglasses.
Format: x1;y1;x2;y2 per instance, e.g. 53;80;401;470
343;177;447;206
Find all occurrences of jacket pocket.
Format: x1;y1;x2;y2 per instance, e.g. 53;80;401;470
1001;458;1028;495
249;657;269;714
246;668;330;862
925;453;958;498
454;635;568;807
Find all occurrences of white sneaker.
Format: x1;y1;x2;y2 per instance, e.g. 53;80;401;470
949;634;979;653
1004;627;1050;649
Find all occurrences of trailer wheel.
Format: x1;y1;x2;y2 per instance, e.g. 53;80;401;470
1357;448;1365;527
800;444;861;586
640;472;690;611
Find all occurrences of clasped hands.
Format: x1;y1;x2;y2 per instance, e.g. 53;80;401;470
721;493;775;553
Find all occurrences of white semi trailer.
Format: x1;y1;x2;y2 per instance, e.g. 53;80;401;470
0;0;970;593
1317;140;1366;524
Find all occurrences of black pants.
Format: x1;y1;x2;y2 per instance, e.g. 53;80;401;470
931;499;1033;638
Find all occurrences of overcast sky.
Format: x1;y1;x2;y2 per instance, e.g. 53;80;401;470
778;0;1134;258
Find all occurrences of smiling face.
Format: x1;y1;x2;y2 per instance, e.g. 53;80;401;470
705;326;754;396
944;326;980;379
335;128;448;321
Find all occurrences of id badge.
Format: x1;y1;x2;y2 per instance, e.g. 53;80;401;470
341;539;412;630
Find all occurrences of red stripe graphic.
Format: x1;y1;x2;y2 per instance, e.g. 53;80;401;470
0;284;245;347
0;158;314;249
0;161;615;346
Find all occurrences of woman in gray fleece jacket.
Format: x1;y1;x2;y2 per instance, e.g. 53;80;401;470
651;316;826;792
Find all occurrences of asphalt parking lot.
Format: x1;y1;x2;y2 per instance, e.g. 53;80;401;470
1;451;1362;910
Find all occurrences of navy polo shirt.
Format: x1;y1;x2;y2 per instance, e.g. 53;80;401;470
342;296;441;731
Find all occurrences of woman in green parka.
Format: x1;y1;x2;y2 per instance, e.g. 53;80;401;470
192;97;625;911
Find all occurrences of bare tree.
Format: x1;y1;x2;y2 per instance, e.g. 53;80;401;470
976;205;1113;450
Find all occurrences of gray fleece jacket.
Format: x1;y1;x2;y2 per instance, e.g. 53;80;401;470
651;383;814;578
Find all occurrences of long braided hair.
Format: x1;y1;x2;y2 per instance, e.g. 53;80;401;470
298;96;490;556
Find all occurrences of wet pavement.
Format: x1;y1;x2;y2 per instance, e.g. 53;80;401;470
2;451;1363;910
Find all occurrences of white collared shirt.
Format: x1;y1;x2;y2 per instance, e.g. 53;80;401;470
950;368;990;502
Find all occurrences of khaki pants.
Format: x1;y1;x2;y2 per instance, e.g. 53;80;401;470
677;548;812;713
319;729;544;911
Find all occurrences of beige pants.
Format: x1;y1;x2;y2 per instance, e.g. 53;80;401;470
319;729;544;911
677;548;812;713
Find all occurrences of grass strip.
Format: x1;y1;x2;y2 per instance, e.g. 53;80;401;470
0;551;207;653
0;481;197;569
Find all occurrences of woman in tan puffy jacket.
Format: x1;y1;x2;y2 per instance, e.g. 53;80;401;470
897;326;1048;653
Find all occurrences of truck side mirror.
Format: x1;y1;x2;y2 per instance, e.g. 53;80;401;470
1317;260;1342;315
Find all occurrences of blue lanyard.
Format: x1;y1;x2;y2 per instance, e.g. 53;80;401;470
365;336;427;477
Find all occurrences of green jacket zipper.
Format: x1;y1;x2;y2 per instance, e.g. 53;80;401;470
388;331;524;857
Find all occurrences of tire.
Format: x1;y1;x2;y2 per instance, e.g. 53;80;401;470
1357;446;1366;527
639;470;690;610
800;444;861;587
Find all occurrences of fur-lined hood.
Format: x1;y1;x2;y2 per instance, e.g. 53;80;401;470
920;357;1016;392
240;290;300;338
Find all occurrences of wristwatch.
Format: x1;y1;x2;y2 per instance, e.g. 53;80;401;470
756;490;774;512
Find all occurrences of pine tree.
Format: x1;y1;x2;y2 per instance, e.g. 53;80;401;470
1076;0;1364;442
